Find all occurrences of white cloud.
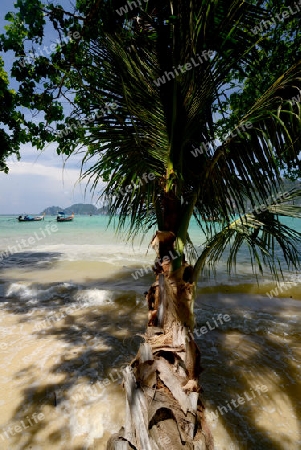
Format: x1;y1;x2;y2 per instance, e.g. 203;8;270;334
0;145;105;214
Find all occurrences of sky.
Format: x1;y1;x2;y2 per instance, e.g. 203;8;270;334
0;146;101;214
0;0;103;214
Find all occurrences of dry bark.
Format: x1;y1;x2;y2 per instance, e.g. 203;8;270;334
107;232;214;450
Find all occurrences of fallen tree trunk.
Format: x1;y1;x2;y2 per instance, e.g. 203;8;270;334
107;232;214;450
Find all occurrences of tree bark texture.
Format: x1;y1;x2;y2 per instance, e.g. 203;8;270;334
107;232;214;450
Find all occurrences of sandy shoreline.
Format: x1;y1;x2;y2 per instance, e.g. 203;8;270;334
0;285;146;450
0;260;300;449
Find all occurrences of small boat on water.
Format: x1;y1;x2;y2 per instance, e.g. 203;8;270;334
18;213;45;222
57;211;74;222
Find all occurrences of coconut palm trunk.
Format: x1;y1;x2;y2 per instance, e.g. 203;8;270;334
108;229;214;450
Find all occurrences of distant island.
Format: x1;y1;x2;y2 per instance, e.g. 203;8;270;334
41;203;109;215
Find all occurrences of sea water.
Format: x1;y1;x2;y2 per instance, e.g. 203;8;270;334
0;215;300;449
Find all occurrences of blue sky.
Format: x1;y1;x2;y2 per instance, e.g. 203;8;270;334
0;0;102;214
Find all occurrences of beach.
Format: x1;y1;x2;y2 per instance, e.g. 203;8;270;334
0;215;300;449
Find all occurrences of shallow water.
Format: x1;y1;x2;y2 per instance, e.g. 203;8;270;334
0;216;300;449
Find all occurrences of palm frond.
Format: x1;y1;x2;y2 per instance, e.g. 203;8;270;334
38;0;301;276
193;208;301;281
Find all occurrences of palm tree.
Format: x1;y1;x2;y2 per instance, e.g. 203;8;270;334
2;0;301;447
67;2;301;447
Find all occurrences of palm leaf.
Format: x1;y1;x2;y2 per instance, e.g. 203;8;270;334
193;189;301;280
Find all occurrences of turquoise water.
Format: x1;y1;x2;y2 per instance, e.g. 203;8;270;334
1;214;301;283
1;213;300;246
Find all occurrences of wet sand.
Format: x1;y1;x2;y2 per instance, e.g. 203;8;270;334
0;268;147;450
0;265;300;449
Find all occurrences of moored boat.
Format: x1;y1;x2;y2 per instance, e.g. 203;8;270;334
56;211;74;222
18;213;45;222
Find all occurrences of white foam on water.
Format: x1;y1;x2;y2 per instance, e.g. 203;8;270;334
5;282;36;301
75;289;115;305
3;282;79;304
